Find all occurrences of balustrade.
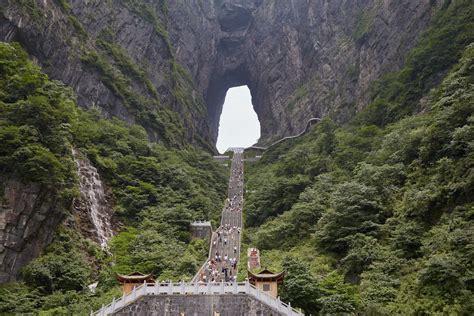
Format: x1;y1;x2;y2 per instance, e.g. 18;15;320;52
91;281;303;316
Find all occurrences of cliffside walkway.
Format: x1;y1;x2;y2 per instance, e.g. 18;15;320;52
249;117;321;151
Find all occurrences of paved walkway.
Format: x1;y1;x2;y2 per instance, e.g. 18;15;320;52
194;149;244;283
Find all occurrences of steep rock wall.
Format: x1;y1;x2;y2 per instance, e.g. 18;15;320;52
0;154;116;281
168;0;444;144
0;0;213;148
1;0;443;147
0;179;71;283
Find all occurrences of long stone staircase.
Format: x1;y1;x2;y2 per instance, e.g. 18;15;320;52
192;148;244;284
91;148;303;316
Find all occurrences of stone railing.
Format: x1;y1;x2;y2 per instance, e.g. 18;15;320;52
191;229;217;283
190;220;212;226
91;281;303;316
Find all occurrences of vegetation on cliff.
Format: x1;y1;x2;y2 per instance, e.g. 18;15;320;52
0;41;227;314
244;1;474;314
9;0;211;149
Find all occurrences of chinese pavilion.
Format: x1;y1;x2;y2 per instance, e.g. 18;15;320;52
248;268;285;298
116;272;155;294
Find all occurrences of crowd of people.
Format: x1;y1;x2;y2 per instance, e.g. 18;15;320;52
197;150;244;283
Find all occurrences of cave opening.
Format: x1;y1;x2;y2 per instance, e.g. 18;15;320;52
216;86;261;154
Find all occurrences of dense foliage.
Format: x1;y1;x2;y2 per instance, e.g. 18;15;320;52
0;42;77;197
359;0;474;126
72;110;227;281
0;41;227;314
244;2;474;314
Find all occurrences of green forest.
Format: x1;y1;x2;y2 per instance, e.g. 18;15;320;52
243;1;474;314
0;42;228;314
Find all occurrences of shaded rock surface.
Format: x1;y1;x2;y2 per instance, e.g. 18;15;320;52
1;0;443;146
168;0;444;144
0;151;116;282
0;179;70;283
0;0;213;148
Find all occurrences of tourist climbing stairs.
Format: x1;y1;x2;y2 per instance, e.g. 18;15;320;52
192;148;244;284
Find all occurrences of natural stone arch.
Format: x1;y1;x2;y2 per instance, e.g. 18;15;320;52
205;64;263;145
203;1;269;145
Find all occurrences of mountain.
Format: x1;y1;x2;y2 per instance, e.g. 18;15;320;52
0;0;472;314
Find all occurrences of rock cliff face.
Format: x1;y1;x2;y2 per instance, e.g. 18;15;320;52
0;179;71;283
1;0;442;146
168;0;444;143
0;0;213;148
0;152;116;282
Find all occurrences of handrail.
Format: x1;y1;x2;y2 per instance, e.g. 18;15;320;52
191;230;217;283
91;281;303;316
248;117;321;151
237;156;244;276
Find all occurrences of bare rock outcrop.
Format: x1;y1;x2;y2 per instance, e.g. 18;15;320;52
0;179;71;282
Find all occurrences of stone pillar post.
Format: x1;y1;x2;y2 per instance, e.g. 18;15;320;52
132;285;137;301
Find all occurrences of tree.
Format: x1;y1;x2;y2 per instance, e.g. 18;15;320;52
280;256;320;314
20;229;91;294
316;182;385;254
317;272;359;315
341;234;382;280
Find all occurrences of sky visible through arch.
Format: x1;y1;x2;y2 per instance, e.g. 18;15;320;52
216;86;261;154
